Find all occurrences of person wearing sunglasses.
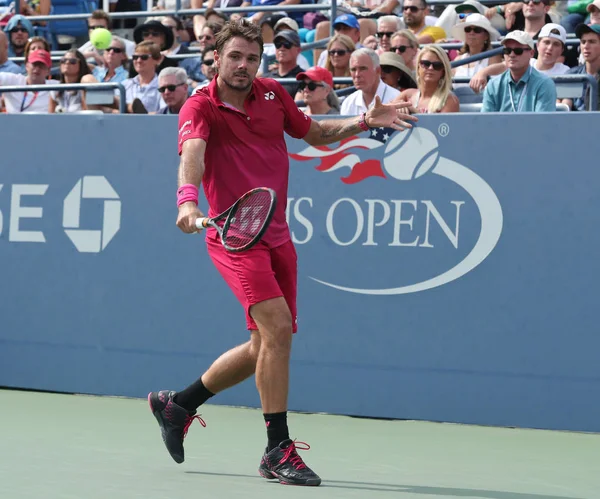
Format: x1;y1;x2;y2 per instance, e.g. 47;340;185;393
121;42;165;114
451;13;502;81
156;67;189;114
49;49;99;114
92;37;129;84
392;45;459;113
4;15;34;59
389;30;419;73
375;16;405;54
193;45;217;90
263;31;304;97
79;10;136;68
402;0;447;44
379;51;417;91
324;34;356;90
481;30;556;112
294;66;340;115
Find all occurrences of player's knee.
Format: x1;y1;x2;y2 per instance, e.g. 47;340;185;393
261;319;293;351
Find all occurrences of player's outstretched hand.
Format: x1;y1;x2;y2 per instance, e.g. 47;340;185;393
177;202;204;234
365;96;418;132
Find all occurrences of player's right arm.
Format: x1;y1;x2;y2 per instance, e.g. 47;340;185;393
176;138;207;234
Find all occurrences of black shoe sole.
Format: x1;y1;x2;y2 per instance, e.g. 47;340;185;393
259;467;321;486
148;392;185;464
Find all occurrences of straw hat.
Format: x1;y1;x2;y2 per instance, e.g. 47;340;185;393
450;13;500;43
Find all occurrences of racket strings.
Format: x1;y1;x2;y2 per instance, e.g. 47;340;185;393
224;191;273;249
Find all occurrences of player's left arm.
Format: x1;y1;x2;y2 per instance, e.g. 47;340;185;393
303;96;417;146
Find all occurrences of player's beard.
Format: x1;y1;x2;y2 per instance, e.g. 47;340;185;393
222;72;253;92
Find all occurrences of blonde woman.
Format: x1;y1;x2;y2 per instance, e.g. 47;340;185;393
393;45;459;113
324;34;355;90
450;13;502;78
389;29;419;74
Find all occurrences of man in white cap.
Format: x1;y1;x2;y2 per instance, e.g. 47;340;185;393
587;0;600;26
481;30;556;112
470;22;569;93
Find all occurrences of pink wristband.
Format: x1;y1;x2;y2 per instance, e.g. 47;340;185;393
177;184;199;207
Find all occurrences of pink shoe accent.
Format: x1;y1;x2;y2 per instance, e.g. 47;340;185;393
280;441;310;470
183;414;206;438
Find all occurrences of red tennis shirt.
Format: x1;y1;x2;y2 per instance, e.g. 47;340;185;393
178;76;313;248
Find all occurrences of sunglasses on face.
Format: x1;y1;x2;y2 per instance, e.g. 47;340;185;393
202;59;214;66
328;49;349;56
464;26;485;34
503;47;528;55
158;83;185;93
298;81;325;91
105;47;123;53
391;45;408;53
11;27;29;33
142;30;162;37
522;0;548;4
420;59;444;71
60;58;79;65
199;34;214;40
275;40;294;49
377;31;394;38
132;54;151;61
403;5;421;12
381;66;398;74
88;24;106;30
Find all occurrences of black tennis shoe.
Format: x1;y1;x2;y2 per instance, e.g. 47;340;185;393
258;439;321;486
148;390;206;464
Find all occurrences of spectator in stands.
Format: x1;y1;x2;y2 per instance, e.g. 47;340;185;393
294;66;340;115
451;14;502;79
389;29;419;73
49;50;98;113
260;17;310;74
259;14;286;45
263;30;304;97
24;37;51;60
324;34;356;90
500;0;552;38
317;15;362;68
470;22;570;93
0;31;21;74
376;15;405;54
0;50;58;113
132;20;179;77
402;0;446;43
92;36;129;83
562;24;600;111
19;0;51;18
589;0;600;25
161;16;204;84
121;42;164;113
393;45;459;112
194;45;216;89
192;6;230;42
481;31;556;112
341;47;401;114
157;67;189;114
4;15;34;59
379;51;417;90
197;22;222;54
362;35;379;50
80;10;135;64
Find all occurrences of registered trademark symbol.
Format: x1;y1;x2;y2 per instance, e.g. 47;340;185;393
438;123;450;137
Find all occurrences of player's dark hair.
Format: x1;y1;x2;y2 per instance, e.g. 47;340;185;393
215;18;264;57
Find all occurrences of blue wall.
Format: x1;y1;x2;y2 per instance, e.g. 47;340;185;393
1;113;599;433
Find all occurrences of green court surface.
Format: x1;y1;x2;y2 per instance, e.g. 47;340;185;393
1;389;598;499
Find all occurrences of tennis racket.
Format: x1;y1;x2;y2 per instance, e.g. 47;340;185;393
195;187;277;252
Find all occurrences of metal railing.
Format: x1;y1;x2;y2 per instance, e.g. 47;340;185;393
0;82;127;113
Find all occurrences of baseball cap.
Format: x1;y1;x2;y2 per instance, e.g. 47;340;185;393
28;49;52;68
274;17;299;32
274;30;301;47
587;0;600;12
296;66;333;88
501;30;535;49
575;23;600;38
333;14;360;30
455;0;485;15
538;23;567;44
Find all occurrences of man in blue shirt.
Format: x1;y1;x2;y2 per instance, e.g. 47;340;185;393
562;24;600;111
0;32;22;75
482;30;557;113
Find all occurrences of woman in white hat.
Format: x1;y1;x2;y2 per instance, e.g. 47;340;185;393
450;13;502;79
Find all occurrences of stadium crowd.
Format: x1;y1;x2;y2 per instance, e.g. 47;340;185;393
0;0;599;114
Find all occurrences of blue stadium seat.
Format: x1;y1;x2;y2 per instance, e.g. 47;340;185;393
48;0;94;46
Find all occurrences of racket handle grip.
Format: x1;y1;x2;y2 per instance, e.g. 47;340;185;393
195;218;209;230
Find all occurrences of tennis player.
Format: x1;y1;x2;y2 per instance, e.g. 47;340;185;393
149;18;416;487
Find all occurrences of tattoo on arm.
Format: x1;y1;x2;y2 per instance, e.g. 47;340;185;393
317;117;362;143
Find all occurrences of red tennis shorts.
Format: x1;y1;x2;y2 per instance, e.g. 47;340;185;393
206;237;298;333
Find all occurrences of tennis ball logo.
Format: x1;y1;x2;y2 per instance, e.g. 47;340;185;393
90;28;113;50
382;127;439;181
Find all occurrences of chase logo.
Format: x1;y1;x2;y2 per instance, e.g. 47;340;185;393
288;127;504;295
